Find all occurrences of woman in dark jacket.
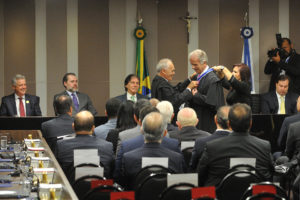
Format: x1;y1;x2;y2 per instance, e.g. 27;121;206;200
213;63;251;105
106;100;136;154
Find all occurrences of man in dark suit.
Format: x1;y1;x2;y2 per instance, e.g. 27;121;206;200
115;74;148;102
121;112;186;188
190;106;231;171
197;103;273;186
55;111;114;179
261;75;298;114
54;73;97;116
114;105;181;180
41;95;74;151
0;74;42;116
151;58;198;119
169;107;210;141
277;96;300;151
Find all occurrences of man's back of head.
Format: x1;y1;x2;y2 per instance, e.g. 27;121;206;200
156;101;174;123
139;106;159;122
176;107;198;128
228;103;252;132
54;95;72;116
215;106;231;130
142;112;167;143
106;98;122;119
134;99;151;121
74;111;94;134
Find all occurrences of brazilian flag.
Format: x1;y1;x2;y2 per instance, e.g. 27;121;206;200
134;25;151;98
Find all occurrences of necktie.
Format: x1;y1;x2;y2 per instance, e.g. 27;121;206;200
71;93;79;112
19;97;25;117
280;96;285;114
131;95;135;102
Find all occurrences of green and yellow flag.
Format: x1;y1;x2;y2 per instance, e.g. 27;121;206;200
134;25;151;97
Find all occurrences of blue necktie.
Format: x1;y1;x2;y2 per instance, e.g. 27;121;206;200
71;93;79;112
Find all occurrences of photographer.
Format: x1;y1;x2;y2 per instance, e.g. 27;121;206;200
264;38;300;95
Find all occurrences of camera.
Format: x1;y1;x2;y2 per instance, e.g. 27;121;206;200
267;33;286;59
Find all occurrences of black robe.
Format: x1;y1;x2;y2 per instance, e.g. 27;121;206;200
189;71;225;133
151;75;192;114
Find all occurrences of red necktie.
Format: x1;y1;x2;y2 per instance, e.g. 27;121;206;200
19;97;25;117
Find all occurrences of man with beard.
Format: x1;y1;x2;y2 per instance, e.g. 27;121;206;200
54;73;97;116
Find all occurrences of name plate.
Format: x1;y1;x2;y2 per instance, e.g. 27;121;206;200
142;157;168;168
167;173;198;187
74;149;99;166
181;141;195;151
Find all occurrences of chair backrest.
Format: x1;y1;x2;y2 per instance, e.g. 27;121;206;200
82;183;124;200
182;147;193;166
241;182;287;200
225;164;264;178
68;162;100;184
159;183;195;200
216;170;262;200
135;173;168;200
72;175;104;200
133;165;174;190
245;192;285;200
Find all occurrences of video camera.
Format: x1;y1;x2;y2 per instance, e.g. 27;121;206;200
267;33;286;58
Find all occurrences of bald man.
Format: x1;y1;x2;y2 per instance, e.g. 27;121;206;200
169;107;210;141
55;111;114;180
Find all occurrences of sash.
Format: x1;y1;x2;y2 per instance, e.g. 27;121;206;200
197;68;213;83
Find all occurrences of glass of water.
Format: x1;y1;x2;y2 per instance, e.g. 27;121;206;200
1;136;7;150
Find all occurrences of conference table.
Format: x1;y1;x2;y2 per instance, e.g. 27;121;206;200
0;114;288;153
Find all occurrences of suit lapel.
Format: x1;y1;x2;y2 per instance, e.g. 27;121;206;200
272;92;279;113
9;94;17;116
25;94;31;116
285;93;290;114
77;92;84;110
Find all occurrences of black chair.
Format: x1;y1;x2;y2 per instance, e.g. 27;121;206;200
225;164;264;178
216;170;262;200
241;182;287;200
72;175;105;200
182;147;193;166
245;192;286;200
82;183;123;200
133;165;174;190
159;183;195;200
250;94;261;114
135;173;169;200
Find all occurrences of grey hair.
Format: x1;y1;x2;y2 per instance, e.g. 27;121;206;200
156;101;174;123
188;49;208;64
142;112;167;142
12;74;26;86
156;58;173;73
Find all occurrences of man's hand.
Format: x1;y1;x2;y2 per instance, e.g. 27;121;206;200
189;72;197;80
187;81;198;90
271;51;281;63
192;88;198;95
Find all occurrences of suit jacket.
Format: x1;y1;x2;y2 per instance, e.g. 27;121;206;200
151;75;192;114
0;93;42;116
114;134;181;179
95;118;117;140
56;134;114;179
41;114;74;151
168;126;210;142
261;91;298;114
190;130;230;170
121;142;186;188
117;126;141;153
277;113;300;151
197;131;274;186
284;121;300;159
114;92;148;102
54;91;97;116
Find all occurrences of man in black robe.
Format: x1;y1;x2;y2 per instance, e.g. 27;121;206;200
188;49;225;133
151;58;198;117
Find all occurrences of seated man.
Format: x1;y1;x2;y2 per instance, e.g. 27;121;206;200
94;98;121;139
55;111;114;179
169;107;210;141
0;74;41;116
190;106;231;171
261;75;298;114
41;95;74;151
114;105;181;180
115;74;148;102
197;103;273;186
54;73;97;116
121;112;186;188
